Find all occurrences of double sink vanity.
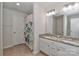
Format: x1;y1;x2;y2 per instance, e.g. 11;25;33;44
39;33;79;56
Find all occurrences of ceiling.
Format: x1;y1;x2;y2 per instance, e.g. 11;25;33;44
3;2;33;14
3;2;70;14
38;2;69;12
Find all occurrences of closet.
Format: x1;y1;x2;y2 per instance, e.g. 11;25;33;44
3;8;26;49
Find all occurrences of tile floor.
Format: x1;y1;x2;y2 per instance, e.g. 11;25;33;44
3;44;46;56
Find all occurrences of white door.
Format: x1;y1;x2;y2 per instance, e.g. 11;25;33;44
70;18;79;38
12;14;25;46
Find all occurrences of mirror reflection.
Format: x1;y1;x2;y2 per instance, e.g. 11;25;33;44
52;11;79;38
46;3;79;39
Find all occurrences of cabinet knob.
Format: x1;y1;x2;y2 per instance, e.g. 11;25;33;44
48;45;49;47
57;49;60;51
13;32;16;34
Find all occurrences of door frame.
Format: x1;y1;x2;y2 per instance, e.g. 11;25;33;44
0;2;3;56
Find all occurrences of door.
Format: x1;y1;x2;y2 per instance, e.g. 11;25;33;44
12;14;25;46
0;3;3;56
70;18;79;38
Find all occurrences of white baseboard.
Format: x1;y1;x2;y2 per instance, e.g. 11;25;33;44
25;42;33;50
32;50;40;55
3;44;14;49
3;42;26;49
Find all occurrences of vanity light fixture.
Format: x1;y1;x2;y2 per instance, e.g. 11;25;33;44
74;3;79;8
46;9;55;16
67;5;72;10
16;3;20;6
63;5;72;12
51;11;55;15
63;6;67;12
63;3;79;12
46;12;52;16
73;3;79;9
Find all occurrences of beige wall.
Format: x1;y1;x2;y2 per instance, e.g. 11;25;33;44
46;15;53;33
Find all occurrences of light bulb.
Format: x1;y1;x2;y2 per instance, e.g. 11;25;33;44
49;12;52;16
73;3;79;9
63;7;67;12
51;11;55;15
16;3;20;6
46;13;51;16
74;3;79;7
67;5;72;10
46;13;49;16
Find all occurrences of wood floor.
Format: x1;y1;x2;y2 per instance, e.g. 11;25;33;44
3;44;46;56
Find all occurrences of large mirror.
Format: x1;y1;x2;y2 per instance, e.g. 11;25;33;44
52;12;79;38
53;15;64;35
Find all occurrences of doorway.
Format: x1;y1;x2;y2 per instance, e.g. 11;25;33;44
12;14;25;46
70;18;79;38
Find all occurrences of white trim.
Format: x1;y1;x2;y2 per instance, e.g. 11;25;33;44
25;42;33;50
3;44;14;49
32;50;40;55
3;42;26;49
63;15;67;36
0;2;3;56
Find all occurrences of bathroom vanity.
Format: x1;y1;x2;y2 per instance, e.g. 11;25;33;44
39;33;79;56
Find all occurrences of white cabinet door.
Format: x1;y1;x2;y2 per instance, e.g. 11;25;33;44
40;38;50;55
50;41;79;56
50;41;59;56
40;38;79;56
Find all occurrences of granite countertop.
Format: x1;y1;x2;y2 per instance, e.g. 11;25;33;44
39;33;79;47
